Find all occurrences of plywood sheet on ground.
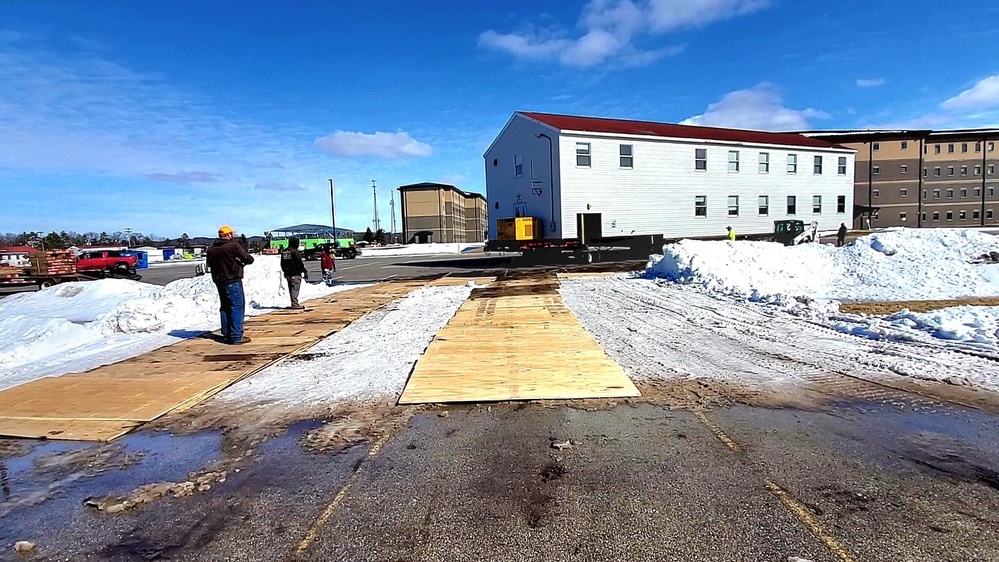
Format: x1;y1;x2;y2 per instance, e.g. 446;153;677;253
399;274;639;404
0;281;427;441
428;276;495;287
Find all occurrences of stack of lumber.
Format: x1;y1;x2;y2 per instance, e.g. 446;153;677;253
0;266;24;279
29;250;76;276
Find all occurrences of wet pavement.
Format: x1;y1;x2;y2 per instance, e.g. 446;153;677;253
1;396;997;561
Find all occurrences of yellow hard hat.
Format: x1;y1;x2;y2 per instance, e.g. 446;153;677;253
218;225;234;236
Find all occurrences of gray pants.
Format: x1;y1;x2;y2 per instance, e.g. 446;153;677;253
286;275;302;307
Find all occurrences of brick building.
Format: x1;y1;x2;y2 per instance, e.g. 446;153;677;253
398;182;488;243
802;129;999;229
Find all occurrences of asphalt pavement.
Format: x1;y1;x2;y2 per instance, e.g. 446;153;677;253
2;399;997;561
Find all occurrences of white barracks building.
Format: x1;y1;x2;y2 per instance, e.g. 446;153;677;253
484;112;856;240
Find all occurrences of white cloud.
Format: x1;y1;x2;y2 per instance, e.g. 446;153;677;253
144;171;224;184
254;181;304;192
681;84;829;131
440;174;467;185
314;131;433;159
941;74;999;111
479;0;770;67
856;78;886;88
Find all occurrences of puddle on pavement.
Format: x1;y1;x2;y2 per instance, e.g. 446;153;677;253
0;430;221;518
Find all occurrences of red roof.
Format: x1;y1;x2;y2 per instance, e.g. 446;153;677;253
520;112;843;149
0;246;37;254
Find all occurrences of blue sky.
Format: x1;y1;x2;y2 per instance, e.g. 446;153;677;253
3;0;998;237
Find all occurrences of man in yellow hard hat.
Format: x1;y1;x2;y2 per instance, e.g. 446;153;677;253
205;225;254;344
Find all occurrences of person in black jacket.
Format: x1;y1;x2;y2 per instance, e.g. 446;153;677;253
837;223;848;247
280;237;308;309
205;225;255;344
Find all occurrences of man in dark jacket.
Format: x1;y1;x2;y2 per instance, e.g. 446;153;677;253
837;223;848;247
280;237;308;309
205;225;254;344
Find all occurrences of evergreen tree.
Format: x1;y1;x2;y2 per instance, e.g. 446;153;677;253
374;228;387;245
362;227;375;243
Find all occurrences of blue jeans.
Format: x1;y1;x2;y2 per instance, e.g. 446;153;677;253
217;280;245;343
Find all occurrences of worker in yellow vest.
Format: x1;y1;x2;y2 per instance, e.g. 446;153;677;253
726;226;736;241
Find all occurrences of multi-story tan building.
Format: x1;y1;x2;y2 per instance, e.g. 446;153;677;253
398;182;488;243
803;129;999;229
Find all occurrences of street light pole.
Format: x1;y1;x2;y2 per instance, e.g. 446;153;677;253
329;178;337;242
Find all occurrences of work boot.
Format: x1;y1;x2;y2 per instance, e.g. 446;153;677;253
291;304;305;310
230;337;252;345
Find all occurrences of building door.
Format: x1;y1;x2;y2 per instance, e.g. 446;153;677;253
576;213;602;243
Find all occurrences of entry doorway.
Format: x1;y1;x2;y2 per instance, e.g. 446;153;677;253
576;213;602;244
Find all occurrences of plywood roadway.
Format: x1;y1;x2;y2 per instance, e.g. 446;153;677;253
399;273;641;404
0;281;431;442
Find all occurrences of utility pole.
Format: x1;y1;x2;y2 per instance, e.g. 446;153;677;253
329;178;337;241
372;179;381;232
123;227;133;248
389;190;397;238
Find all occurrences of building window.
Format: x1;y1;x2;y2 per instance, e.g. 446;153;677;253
947;211;954;221
837;195;846;213
923;168;928;177
935;144;941;154
991;188;996;197
959;210;967;220
814;155;823;174
900;188;908;197
976;142;982;152
933;211;940;221
901;141;908;150
974;210;981;219
694;195;707;217
901;164;908;174
989;209;995;220
872;165;880;175
728;151;740;172
948;144;955;153
975;165;982;175
514;154;524;177
961;165;968;176
576;143;591;167
947;189;954;198
962;143;968;153
975;188;981;197
695;148;707;170
923;190;927;199
787;154;797;173
922;212;927;222
934;167;941;177
728;195;739;216
948;166;954;176
837;156;847;175
990;142;996;152
961;188;967;198
812;195;822;214
873;142;880;151
873;189;880;197
620;144;633;168
758;152;770;173
933;189;940;199
758;195;769;215
989;165;996;175
787;196;797;215
900;211;907;222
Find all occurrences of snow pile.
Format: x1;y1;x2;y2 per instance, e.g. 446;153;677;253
215;285;472;405
831;305;999;353
648;228;999;306
0;256;358;390
359;242;484;257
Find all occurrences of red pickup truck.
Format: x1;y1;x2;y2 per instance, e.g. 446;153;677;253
75;250;139;274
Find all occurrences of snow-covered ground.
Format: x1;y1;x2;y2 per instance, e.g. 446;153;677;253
648;228;999;308
560;276;999;392
214;285;472;406
829;306;999;354
358;242;484;257
0;256;359;391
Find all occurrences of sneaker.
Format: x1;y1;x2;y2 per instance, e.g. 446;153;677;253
230;337;252;345
290;304;305;309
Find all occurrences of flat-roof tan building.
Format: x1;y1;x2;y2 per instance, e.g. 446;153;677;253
398;182;488;244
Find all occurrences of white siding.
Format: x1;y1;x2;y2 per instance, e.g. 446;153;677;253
557;133;855;239
483;115;563;239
